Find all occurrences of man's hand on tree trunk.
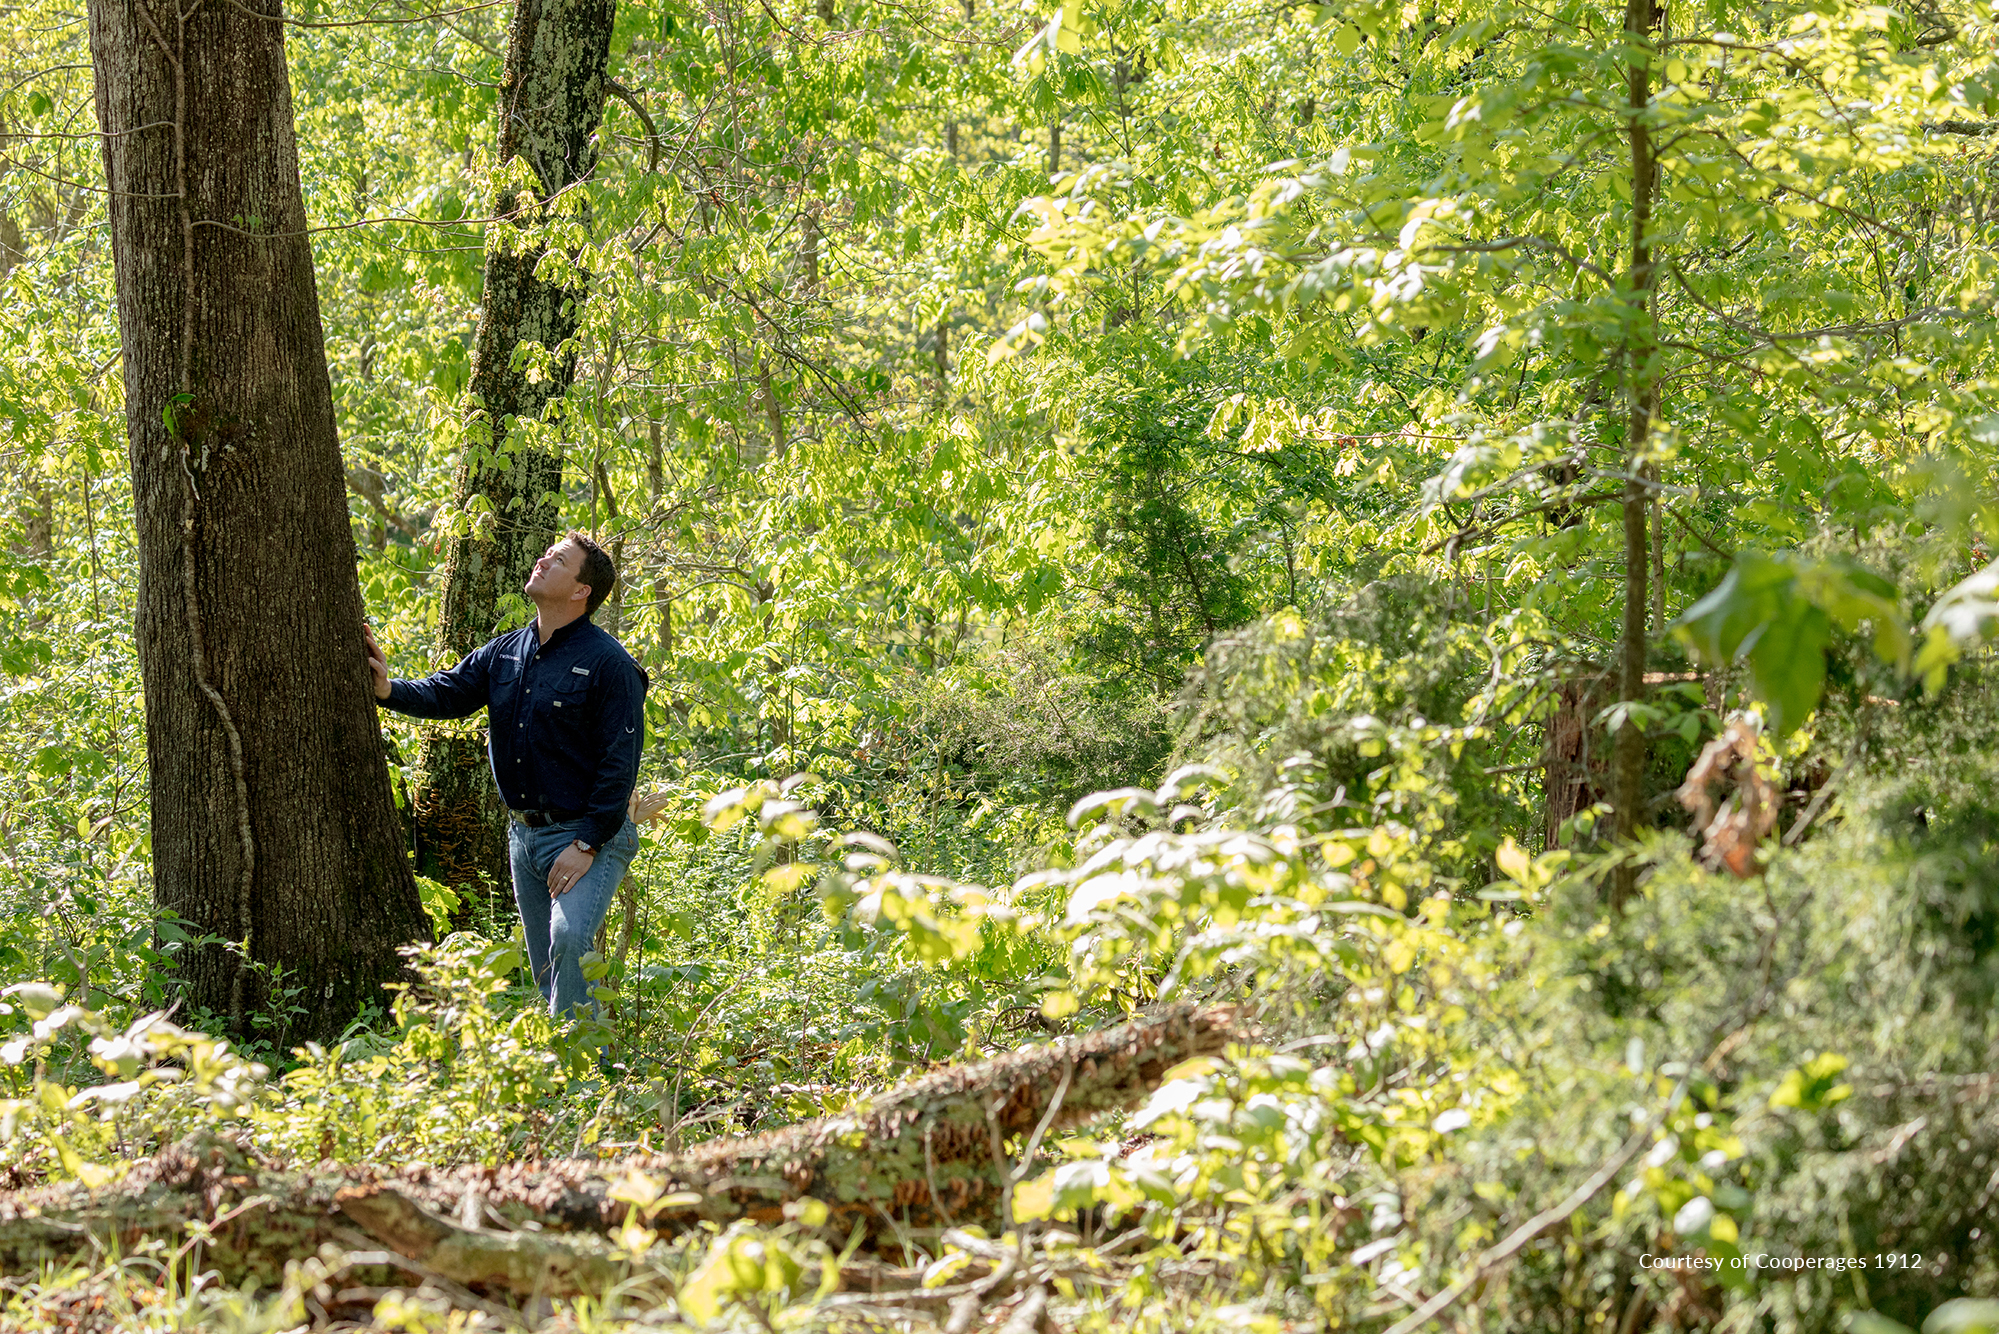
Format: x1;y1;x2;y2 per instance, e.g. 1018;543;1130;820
362;624;391;701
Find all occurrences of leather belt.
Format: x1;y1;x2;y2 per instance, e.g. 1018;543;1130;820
508;807;581;828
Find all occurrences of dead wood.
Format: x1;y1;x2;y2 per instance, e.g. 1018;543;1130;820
998;1284;1053;1334
1676;717;1778;876
0;1004;1236;1297
331;1184;627;1297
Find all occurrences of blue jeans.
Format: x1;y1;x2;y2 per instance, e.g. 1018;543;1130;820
508;817;640;1021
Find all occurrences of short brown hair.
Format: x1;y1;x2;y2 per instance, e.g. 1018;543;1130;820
566;531;616;615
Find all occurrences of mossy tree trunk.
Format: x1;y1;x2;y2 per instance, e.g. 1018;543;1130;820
412;0;618;912
86;0;430;1041
0;1007;1235;1295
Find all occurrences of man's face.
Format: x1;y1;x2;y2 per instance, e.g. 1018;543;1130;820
525;539;589;607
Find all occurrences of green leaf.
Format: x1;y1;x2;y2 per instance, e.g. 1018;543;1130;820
1674;551;1911;734
161;391;192;437
1067;786;1159;827
1769;1052;1851;1112
1745;600;1829;739
1055;0;1083;53
1842;1315;1916;1334
1;637;53;676
1922;559;1999;646
1672;552;1794;664
1924;1300;1999;1334
414;876;460;934
1906;560;1999;691
1670;552;1827;735
1;982;64;1019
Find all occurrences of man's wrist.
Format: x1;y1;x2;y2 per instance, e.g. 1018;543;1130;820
571;837;596;856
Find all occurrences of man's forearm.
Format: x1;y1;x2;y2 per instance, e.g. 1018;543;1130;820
379;669;487;720
377;678;452;718
581;678;645;845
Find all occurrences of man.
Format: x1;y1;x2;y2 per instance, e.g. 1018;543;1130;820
364;532;647;1021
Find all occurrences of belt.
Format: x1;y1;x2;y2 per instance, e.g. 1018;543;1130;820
508;807;582;829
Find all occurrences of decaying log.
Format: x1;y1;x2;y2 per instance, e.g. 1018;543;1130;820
332;1183;627;1296
0;1005;1236;1296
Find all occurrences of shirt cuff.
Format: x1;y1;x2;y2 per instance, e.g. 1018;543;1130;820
583;814;625;852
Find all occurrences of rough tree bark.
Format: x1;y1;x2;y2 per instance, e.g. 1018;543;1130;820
0;1007;1237;1297
86;0;430;1039
411;0;618;910
1543;672;1611;850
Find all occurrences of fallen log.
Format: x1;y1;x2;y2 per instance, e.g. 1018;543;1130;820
0;1004;1235;1297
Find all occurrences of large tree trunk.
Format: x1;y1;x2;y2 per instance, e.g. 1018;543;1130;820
0;1006;1236;1298
412;0;619;914
87;0;430;1040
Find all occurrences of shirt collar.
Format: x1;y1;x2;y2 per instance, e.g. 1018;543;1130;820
539;615;593;652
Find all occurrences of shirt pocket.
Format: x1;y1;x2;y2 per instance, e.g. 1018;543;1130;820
544;669;594;731
489;653;525;718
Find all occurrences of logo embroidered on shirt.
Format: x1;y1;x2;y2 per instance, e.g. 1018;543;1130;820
571;666;591;675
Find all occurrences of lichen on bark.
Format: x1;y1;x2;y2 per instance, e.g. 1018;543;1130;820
0;1006;1239;1294
411;0;620;905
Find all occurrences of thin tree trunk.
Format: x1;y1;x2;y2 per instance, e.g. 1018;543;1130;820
646;416;674;659
0;215;22;278
86;0;429;1039
800;210;820;290
757;354;785;459
412;0;618;912
1610;0;1660;909
1650;485;1666;632
592;455;624;635
19;483;50;558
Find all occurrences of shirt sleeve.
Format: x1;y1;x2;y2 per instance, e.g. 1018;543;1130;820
582;656;647;850
380;641;495;720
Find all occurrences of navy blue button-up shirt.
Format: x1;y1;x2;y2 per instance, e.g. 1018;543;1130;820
380;617;648;852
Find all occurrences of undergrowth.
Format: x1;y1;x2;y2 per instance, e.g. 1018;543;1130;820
7;615;1999;1333
5;669;1999;1331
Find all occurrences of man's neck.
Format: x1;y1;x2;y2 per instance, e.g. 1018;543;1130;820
533;601;589;644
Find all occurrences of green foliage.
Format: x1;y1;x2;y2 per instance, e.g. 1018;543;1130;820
0;982;269;1188
266;936;603;1165
1672;550;1907;735
11;0;1999;1326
